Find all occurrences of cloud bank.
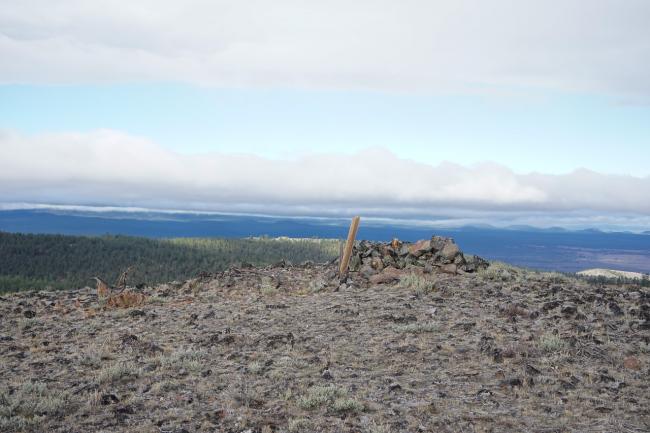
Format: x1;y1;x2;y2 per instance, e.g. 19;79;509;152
1;129;648;224
1;0;649;98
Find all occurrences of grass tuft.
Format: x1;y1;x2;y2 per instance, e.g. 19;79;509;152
296;385;365;413
18;318;41;331
297;385;346;410
331;397;364;413
393;322;439;334
478;262;521;282
0;382;72;430
151;379;181;395
399;273;435;294
287;417;311;432
160;348;206;373
97;361;141;384
539;334;569;353
248;361;264;375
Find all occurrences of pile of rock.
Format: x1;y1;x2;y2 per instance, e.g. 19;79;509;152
348;236;488;280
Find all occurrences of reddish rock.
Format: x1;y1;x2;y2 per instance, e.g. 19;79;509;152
624;356;641;370
408;239;432;257
440;242;460;260
369;267;403;285
441;264;458;275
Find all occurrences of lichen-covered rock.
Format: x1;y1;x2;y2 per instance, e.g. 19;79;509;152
440;241;460;261
359;265;378;279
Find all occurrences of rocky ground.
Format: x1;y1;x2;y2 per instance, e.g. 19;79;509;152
1;237;649;433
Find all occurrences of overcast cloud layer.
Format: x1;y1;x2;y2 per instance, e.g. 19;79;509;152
1;0;649;98
1;129;648;223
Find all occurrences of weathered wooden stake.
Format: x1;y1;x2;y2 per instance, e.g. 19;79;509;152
339;216;361;280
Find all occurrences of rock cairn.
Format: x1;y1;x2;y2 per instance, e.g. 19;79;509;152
348;236;488;280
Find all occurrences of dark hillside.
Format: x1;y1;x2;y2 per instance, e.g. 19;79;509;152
0;232;339;292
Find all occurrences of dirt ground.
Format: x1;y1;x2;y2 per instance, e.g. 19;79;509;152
1;262;649;433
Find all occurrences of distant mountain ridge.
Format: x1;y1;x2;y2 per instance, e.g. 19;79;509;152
0;207;643;234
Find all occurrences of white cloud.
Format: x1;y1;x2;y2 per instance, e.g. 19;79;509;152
0;129;648;219
1;0;649;98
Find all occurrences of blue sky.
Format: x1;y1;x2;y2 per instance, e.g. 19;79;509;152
0;0;649;229
2;84;648;176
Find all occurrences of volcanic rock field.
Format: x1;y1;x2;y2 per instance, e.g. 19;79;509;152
1;237;648;432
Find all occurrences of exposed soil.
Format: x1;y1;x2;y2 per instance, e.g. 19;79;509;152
1;261;649;433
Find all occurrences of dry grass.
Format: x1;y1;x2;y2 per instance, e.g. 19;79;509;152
0;382;71;431
105;291;146;309
297;385;362;412
287;417;311;432
97;361;141;384
160;348;206;373
331;397;364;413
248;360;264;375
259;277;279;295
399;273;436;294
150;379;181;395
393;322;439;334
539;334;569;353
478;261;522;281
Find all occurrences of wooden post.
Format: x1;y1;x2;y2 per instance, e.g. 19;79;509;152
339;216;361;280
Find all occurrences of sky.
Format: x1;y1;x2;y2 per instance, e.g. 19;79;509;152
1;0;649;230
